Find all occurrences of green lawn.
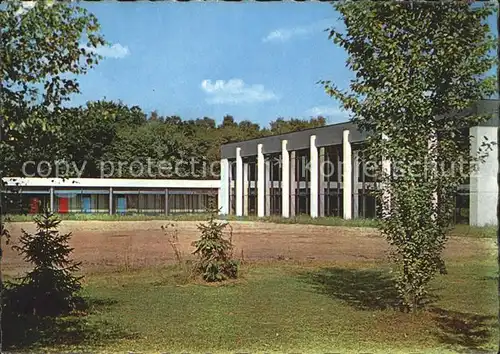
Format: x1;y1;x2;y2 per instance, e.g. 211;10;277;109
4;212;215;222
6;256;498;353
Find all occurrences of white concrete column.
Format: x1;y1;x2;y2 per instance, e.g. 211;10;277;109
257;144;265;217
310;135;319;218
50;187;54;212
290;151;296;217
319;147;325;217
109;187;113;215
164;188;169;215
352;150;360;218
428;129;438;221
229;162;235;214
235;148;243;217
470;126;498;226
265;159;271;216
243;162;249;216
218;158;230;215
343;130;352;219
381;133;391;218
282;140;290;218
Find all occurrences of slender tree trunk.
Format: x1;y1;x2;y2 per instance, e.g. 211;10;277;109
497;3;500;354
0;196;3;354
0;80;4;354
0;123;4;354
0;27;4;353
0;121;3;354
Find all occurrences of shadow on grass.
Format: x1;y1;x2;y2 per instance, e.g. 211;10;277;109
3;296;136;351
302;267;403;310
303;267;495;351
430;308;496;352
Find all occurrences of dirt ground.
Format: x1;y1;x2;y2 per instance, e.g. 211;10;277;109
3;220;496;275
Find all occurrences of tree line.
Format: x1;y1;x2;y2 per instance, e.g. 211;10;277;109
4;100;326;179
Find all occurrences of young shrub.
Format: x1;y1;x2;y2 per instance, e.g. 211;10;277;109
161;222;194;284
192;199;238;282
161;222;183;265
12;209;83;317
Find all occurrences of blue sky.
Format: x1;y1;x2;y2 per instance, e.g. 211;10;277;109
68;2;497;127
69;2;352;126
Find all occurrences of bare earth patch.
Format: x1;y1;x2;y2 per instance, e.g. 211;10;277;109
3;220;495;275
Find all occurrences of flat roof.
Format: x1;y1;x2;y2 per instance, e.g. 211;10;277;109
221;99;499;159
2;177;220;189
221;121;368;159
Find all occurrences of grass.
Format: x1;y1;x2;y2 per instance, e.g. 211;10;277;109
448;224;497;239
226;214;380;228
6;212;497;238
6;255;498;353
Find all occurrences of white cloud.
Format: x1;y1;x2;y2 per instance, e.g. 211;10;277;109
263;27;310;43
82;43;130;59
15;1;38;15
22;1;37;10
15;1;63;15
262;19;334;43
200;79;279;105
307;106;348;117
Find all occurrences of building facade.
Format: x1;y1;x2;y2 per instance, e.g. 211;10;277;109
218;100;499;226
2;178;219;215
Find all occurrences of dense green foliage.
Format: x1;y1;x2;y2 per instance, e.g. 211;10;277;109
9;105;326;179
193;200;238;282
324;0;496;311
0;0;106;179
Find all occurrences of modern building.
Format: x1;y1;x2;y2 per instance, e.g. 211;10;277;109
2;178;219;215
218;100;499;226
2;102;497;225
